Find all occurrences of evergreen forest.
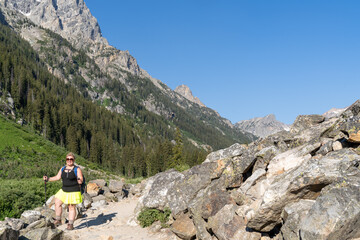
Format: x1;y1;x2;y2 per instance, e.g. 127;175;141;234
0;20;209;179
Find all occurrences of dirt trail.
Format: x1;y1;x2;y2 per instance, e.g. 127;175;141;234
59;197;176;240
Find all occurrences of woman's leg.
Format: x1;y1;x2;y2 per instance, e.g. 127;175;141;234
54;198;63;225
68;204;76;221
67;204;76;230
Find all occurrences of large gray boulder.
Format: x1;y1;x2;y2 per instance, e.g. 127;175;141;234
138;169;184;211
247;149;360;232
300;181;360;240
280;199;315;240
108;180;124;193
167;162;227;215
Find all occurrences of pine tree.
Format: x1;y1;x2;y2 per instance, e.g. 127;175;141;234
169;128;183;169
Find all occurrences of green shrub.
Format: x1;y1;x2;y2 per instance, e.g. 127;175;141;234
137;208;171;228
0;179;62;220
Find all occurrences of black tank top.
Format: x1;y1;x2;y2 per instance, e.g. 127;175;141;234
61;168;80;192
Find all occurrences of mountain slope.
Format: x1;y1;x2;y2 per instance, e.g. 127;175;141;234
0;0;254;149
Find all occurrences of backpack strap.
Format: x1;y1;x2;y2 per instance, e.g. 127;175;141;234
74;166;78;178
62;166;78;178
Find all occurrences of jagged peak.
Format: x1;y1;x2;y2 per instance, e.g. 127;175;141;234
174;84;205;107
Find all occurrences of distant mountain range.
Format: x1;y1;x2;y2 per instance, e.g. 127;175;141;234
235;114;290;138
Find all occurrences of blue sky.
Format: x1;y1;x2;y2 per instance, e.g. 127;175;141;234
85;0;360;125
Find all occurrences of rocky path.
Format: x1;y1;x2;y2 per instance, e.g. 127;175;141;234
59;197;175;240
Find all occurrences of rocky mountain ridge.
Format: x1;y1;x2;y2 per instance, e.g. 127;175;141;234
235;114;290;138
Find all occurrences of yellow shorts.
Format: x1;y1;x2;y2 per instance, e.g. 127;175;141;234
55;189;82;205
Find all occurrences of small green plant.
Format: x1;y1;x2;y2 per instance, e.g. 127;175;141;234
174;163;190;172
137;208;171;228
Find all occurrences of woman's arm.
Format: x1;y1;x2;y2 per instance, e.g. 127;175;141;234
43;169;62;182
76;167;83;184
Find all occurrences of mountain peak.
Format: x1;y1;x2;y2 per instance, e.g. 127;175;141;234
174;84;205;107
1;0;108;47
235;114;289;138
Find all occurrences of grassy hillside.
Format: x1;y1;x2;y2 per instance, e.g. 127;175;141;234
0;115;112;220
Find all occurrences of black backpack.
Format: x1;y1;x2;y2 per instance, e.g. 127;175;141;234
61;165;87;194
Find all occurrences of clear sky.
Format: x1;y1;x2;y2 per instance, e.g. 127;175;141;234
85;0;360;125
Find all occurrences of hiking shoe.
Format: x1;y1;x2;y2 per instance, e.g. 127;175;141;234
53;219;62;227
66;224;74;230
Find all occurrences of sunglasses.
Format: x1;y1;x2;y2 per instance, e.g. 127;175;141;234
66;158;74;161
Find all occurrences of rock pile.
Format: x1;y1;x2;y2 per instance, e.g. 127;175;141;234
0;179;141;240
136;100;360;240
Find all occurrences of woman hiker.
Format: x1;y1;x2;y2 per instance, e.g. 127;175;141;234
43;152;83;230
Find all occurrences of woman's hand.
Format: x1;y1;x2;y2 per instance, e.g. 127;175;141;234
43;175;49;182
77;177;83;184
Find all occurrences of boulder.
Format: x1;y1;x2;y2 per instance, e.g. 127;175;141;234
167;162;227;215
292;117;338;143
91;200;107;208
19;227;62;240
280;199;315;240
266;141;321;179
332;141;343;151
82;193;93;208
188;178;234;218
247;149;360;232
349;130;360;143
343;100;360;117
239;168;266;194
138;169;184;212
0;221;19;240
20;210;41;225
86;182;100;197
129;183;142;197
108;180;124;193
104;191;117;202
102;186;111;194
170;213;196;240
208;204;261;240
252;146;280;172
89;179;107;188
290;114;325;134
26;218;47;231
92;195;106;202
317;139;333;156
37;207;55;222
204;143;246;162
300;181;360;240
4;217;24;231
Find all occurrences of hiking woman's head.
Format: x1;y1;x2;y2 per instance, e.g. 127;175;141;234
66;152;75;167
